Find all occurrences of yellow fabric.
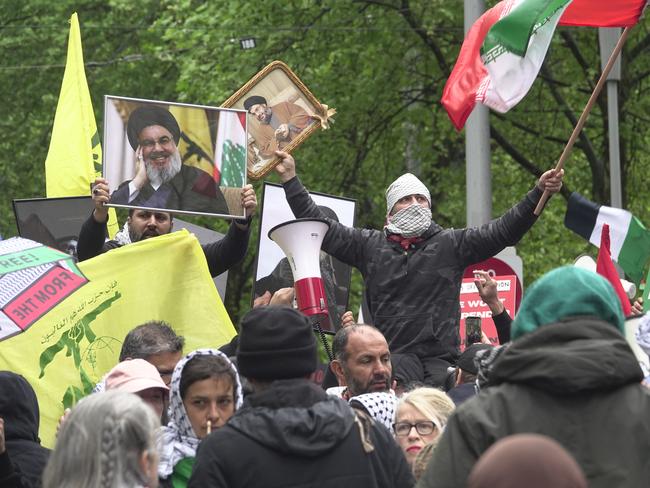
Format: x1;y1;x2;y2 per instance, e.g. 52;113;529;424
0;230;235;448
169;105;214;175
44;13;118;237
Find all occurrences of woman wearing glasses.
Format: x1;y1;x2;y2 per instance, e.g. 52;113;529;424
393;388;455;468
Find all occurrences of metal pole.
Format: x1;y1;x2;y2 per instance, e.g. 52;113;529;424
464;0;491;226
607;81;622;207
599;27;623;208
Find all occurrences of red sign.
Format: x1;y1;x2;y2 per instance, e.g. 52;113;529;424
3;266;87;330
463;257;522;309
459;275;517;350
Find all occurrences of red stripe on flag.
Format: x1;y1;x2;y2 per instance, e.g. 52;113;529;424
237;111;247;130
441;0;509;131
560;0;647;27
597;224;632;316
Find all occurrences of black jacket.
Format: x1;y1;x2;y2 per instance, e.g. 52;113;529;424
284;176;541;362
0;372;50;487
110;165;230;215
188;379;414;488
76;214;250;277
419;318;650;488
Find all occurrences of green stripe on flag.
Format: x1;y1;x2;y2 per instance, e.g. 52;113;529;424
618;216;650;284
482;0;571;58
0;246;70;276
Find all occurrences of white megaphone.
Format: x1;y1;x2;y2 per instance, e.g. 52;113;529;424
573;254;637;298
268;218;330;317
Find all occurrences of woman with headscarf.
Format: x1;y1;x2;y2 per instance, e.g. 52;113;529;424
158;349;243;488
392;388;454;468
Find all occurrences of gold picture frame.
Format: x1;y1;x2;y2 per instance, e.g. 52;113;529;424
222;60;335;180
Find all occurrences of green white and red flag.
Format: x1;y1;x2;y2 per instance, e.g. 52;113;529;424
214;111;247;187
442;0;648;131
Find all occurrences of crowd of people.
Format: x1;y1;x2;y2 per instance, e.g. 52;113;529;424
2;133;650;488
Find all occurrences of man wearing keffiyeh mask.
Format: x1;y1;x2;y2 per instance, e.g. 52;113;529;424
274;151;563;389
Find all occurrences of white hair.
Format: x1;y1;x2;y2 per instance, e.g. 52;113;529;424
146;148;182;188
42;391;160;488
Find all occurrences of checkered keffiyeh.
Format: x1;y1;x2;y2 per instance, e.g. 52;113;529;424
157;349;243;478
349;392;398;431
636;313;650;356
384;204;432;238
385;173;431;215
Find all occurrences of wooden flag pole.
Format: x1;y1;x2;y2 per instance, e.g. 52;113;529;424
534;26;632;216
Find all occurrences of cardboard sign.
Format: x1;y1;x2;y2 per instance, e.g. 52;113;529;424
459;275;517;350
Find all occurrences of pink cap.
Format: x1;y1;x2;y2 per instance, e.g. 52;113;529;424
105;359;169;393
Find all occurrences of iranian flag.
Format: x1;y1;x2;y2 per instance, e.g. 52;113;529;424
214;111;247;187
564;192;650;283
442;0;648;130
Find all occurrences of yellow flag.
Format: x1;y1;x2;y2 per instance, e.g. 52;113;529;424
170;105;215;175
44;13;118;237
0;230;235;447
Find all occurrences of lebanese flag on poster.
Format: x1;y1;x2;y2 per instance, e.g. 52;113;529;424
597;224;632;316
441;0;648;130
214;111;247;187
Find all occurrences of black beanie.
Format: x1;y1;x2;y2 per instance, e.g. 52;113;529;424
237;306;317;380
243;95;268;112
127;105;181;150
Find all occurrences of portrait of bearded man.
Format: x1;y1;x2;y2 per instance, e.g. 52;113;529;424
110;105;230;215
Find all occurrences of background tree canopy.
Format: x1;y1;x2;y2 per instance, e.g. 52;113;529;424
2;0;649;325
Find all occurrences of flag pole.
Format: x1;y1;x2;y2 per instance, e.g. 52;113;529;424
534;26;632;216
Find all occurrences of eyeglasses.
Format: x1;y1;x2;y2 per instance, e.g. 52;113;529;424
139;136;174;149
393;421;437;437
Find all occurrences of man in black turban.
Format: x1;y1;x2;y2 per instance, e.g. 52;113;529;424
110;105;229;215
242;95;312;159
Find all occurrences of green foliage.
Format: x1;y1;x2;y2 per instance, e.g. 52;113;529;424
2;1;649;326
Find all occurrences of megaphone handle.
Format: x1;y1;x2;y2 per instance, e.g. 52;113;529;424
313;320;333;362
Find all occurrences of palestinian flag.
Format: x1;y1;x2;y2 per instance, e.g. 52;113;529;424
597;224;632;316
442;0;648;130
564;192;650;283
214;111;247;187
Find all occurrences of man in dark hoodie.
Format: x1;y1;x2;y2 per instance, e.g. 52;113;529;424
0;372;50;487
189;306;414;488
418;266;650;488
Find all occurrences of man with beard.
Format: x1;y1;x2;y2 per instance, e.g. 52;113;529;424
111;105;229;215
76;177;257;278
243;96;312;159
328;324;392;400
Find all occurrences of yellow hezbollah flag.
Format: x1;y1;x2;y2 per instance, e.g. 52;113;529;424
170;105;215;175
44;13;118;237
0;230;235;447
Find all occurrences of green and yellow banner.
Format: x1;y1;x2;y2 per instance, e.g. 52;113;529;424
0;231;235;447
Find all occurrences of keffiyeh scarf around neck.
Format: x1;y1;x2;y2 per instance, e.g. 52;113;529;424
114;221;132;246
349;392;398;431
157;349;243;478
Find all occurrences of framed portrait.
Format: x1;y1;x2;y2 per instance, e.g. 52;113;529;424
13;196;95;261
222;61;335;180
103;95;248;218
252;183;356;333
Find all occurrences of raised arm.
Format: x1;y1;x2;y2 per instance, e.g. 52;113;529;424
275;151;375;271
77;178;113;261
455;169;564;266
202;184;256;277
